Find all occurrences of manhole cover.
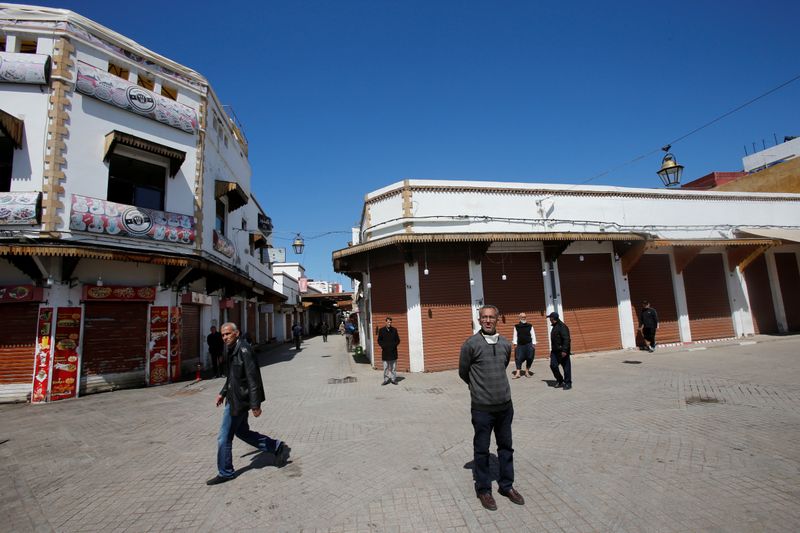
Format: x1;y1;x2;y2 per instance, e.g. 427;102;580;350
622;360;642;364
685;396;723;405
328;376;358;384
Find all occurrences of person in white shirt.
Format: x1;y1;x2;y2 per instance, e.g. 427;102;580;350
511;313;536;379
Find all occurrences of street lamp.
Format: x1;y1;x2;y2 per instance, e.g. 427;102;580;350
657;145;684;187
292;234;305;254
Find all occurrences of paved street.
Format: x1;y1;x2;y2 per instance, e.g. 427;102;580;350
2;334;800;533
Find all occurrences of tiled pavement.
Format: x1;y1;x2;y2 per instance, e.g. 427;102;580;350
1;334;799;532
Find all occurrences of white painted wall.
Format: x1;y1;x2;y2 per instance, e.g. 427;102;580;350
404;262;424;372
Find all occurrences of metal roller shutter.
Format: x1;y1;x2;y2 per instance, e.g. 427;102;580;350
775;252;800;332
228;301;242;330
682;254;735;340
482;252;547;342
369;263;410;372
83;302;148;376
626;254;681;345
181;304;201;371
246;302;256;340
0;303;38;385
419;257;473;372
557;254;622;353
743;254;778;334
259;312;267;343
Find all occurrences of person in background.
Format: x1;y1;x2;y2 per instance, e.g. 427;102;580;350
547;312;572;390
292;322;302;350
511;312;536;379
320;321;330;342
377;317;401;385
206;325;224;378
639;300;659;353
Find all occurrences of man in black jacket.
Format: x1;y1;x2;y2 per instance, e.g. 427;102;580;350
638;300;659;352
206;325;224;378
207;322;289;485
547;312;572;390
377;317;401;385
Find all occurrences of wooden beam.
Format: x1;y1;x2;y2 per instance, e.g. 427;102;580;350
673;247;703;274
620;241;647;275
544;241;572;263
728;245;770;273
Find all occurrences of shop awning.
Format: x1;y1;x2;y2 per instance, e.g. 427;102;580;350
250;232;267;249
736;228;800;244
104;130;186;177
649;238;779;248
215;180;248;212
0;108;24;149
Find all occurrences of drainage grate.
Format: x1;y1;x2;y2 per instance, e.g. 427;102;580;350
622;360;642;364
686;396;723;405
328;376;358;384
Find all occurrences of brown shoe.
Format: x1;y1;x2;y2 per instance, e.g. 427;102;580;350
477;492;497;511
499;487;525;505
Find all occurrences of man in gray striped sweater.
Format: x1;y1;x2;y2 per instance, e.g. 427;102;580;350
459;305;525;511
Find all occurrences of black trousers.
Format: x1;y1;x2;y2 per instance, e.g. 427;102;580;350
550;351;571;385
471;406;514;494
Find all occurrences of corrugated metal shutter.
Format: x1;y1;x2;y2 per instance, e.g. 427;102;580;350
369;263;410;372
482;252;547;343
247;302;256;339
627;254;681;345
775;252;800;332
259;311;267;343
0;303;38;385
744;254;778;334
557;254;621;353
682;254;735;340
83;302;148;376
229;301;242;330
181;304;201;371
419;258;473;371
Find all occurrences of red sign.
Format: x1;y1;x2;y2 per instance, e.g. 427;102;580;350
0;284;42;302
148;306;170;385
31;307;54;404
50;307;82;401
83;285;156;302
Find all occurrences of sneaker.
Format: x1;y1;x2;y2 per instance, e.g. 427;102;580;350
274;442;290;467
206;475;234;486
648;346;655;353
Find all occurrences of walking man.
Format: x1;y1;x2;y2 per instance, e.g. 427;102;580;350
344;320;355;351
321;321;329;342
378;317;401;385
547;312;572;390
459;305;525;511
207;322;289;485
638;300;659;352
292;322;302;350
511;312;536;379
206;325;224;378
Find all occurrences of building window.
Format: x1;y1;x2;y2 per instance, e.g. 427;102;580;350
161;84;177;101
19;40;37;54
215;199;226;235
107;153;166;210
136;74;154;91
108;63;129;80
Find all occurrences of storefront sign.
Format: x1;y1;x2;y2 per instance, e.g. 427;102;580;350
266;247;286;263
213;229;235;258
70;195;196;245
170;307;182;381
75;61;198;133
0;284;42;302
50;307;82;401
259;303;274;313
83;284;156;302
0;191;42;225
148;306;170;385
31;307;55;404
257;214;273;235
0;52;51;84
181;291;212;305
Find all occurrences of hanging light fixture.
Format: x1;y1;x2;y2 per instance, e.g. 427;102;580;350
423;246;429;275
292;234;305;254
657;145;684;187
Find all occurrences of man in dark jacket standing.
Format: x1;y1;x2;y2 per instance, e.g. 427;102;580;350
377;317;401;385
459;305;525;511
206;325;224;378
207;322;289;485
547;312;572;390
638;300;659;352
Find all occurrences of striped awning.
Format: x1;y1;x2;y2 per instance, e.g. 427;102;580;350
104;130;186;177
0;108;23;149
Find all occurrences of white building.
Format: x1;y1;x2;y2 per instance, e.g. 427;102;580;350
0;5;285;403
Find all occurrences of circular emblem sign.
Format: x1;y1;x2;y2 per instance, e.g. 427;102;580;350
126;86;156;114
121;207;153;235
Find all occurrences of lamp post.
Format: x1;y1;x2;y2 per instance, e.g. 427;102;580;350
657;145;684;187
292;234;305;254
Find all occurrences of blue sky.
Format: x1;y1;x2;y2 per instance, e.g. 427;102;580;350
28;0;800;284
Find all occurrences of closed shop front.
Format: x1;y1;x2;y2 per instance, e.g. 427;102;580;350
419;257;473;371
743;254;778;334
259;310;267;343
0;302;39;389
627;254;681;345
775;252;800;332
557;253;622;353
82;302;148;386
246;301;256;340
482;252;547;341
369;263;410;372
181;304;202;372
682;253;735;340
229;300;242;330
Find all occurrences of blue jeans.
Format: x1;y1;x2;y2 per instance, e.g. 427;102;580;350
471;406;514;494
216;403;279;478
550;351;571;385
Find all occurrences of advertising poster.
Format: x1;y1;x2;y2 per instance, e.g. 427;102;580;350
148;306;170;385
31;307;54;404
170;307;182;381
50;307;83;401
